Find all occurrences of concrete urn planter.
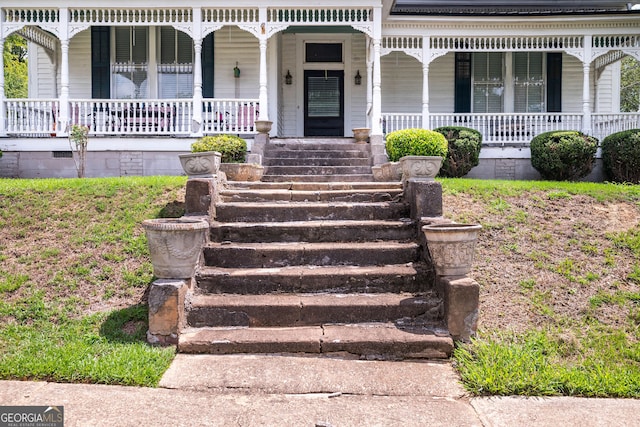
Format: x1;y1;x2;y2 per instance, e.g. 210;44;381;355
381;162;403;181
142;218;209;279
220;163;264;182
179;151;222;179
422;223;482;276
352;127;370;143
400;156;443;181
255;120;273;134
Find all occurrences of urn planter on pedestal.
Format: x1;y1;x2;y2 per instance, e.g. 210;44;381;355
400;156;443;181
352;127;370;143
255;120;273;134
422;223;482;276
178;151;222;179
142;218;209;279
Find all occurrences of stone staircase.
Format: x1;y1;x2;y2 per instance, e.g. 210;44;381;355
173;139;456;359
261;138;375;182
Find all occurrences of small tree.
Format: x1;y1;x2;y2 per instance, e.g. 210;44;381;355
69;124;89;178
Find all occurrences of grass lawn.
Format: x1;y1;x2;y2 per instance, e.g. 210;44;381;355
0;176;639;395
0;177;185;386
441;179;640;397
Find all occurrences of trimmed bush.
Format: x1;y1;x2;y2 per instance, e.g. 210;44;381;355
190;135;247;163
434;126;482;178
530;130;598;181
601;129;640;184
385;128;448;162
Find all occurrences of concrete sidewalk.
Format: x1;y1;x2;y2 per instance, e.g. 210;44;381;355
1;354;638;426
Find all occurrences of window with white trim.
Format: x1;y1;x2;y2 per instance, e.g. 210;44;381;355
112;26;148;99
158;27;194;98
514;52;544;112
472;52;504;113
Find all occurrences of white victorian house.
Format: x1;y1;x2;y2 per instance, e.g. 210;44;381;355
0;1;639;178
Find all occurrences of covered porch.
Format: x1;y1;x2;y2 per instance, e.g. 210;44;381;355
1;3;639;156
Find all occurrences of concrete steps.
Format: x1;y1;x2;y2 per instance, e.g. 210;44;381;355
203;241;419;268
186;292;442;327
215;201;409;222
179;324;453;359
195;264;427;295
262;139;374;181
178;139;452;359
209;219;416;243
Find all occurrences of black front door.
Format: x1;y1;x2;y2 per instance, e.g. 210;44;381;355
304;70;344;136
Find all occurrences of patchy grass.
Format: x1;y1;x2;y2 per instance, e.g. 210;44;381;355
0;176;185;386
442;178;640;397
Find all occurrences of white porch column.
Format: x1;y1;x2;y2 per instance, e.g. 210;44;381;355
59;8;70;136
192;37;203;135
371;7;382;136
59;38;70;135
258;37;269;121
0;37;6;136
366;54;373;129
421;36;431;129
191;8;203;135
582;35;593;135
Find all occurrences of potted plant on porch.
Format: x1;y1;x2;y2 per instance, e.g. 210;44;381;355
385;128;449;181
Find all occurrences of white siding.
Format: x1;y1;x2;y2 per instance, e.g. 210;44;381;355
595;61;620;113
562;53;583;113
350;34;367;129
214;26;259;99
68;29;92;99
430;53;455;113
381;51;422;113
280;33;297;136
30;43;56;98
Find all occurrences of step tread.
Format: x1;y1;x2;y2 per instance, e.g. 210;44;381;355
217;201;406;208
219;189;403;196
198;263;419;277
191;292;432;307
211;219;413;228
204;241;418;250
225;182;403;190
178;323;453;358
261;174;375;182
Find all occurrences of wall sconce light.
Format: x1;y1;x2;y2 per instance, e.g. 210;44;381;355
285;70;292;85
233;62;241;78
354;70;362;85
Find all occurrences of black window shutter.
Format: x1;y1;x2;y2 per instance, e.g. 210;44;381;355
547;53;562;112
202;33;215;98
91;26;110;99
454;53;472;113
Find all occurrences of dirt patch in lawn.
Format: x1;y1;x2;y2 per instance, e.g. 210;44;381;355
444;191;640;332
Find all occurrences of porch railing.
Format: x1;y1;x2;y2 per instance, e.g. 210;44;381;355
201;99;259;134
70;99;193;136
429;113;584;145
2;98;259;137
5;99;58;135
591;113;640;141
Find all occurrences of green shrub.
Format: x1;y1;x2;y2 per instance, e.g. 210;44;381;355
385;128;448;162
601;129;640;184
434;126;482;178
190;135;246;163
530;130;598;181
